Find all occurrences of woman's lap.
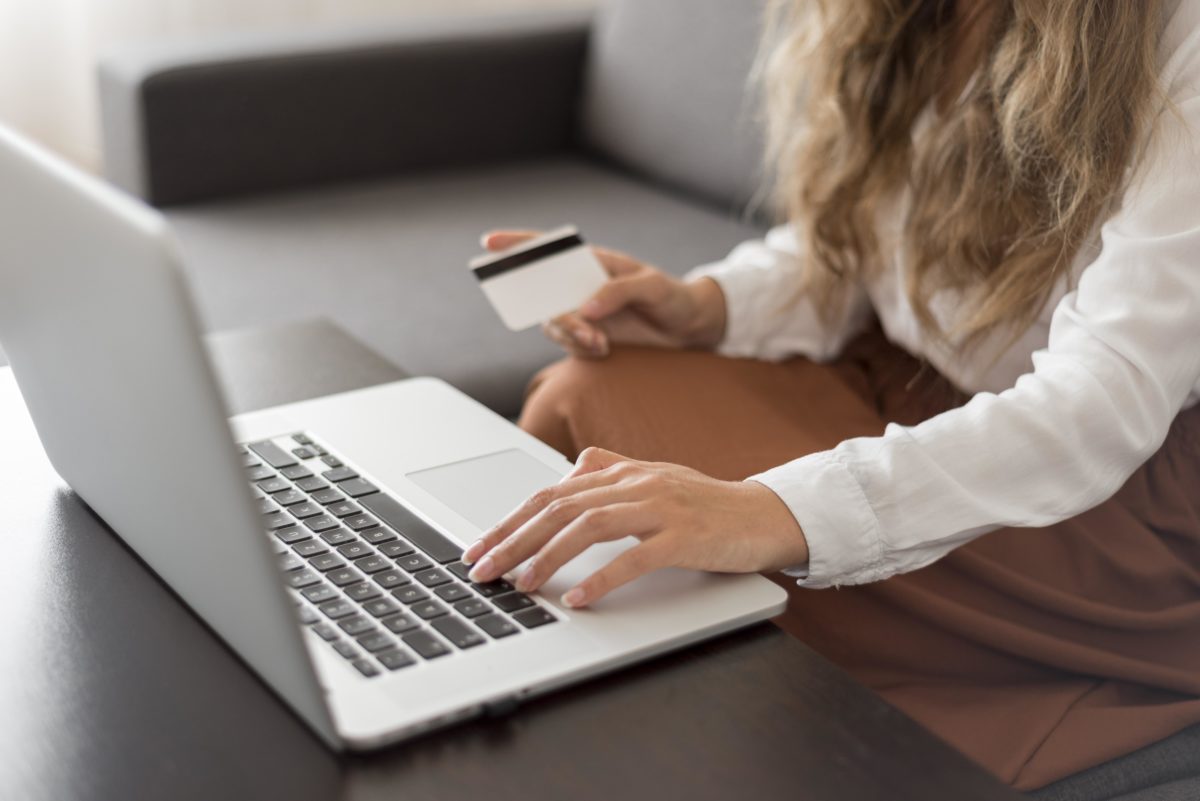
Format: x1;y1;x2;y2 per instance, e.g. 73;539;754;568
518;339;1200;790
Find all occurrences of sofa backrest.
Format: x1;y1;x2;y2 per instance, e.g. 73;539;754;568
580;0;768;214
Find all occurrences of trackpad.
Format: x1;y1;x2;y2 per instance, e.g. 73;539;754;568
407;448;565;531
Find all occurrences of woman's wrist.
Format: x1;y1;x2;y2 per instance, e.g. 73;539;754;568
682;277;728;349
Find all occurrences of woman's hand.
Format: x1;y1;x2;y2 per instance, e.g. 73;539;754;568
481;230;727;358
461;447;809;608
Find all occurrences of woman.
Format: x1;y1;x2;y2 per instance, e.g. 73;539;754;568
466;0;1200;790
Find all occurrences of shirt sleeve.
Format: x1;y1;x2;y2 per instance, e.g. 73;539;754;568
752;59;1200;589
685;225;874;362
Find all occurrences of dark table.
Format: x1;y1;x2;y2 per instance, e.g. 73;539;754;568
0;319;1021;801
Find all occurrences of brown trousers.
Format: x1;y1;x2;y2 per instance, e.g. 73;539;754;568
517;330;1200;790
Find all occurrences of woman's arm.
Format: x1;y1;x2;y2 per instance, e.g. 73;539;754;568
687;224;875;362
758;89;1200;588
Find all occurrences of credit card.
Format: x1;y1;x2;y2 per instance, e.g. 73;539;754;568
470;226;609;331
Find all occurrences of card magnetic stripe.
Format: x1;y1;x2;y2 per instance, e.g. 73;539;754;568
472;234;586;281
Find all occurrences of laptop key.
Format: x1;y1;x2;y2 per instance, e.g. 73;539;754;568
357;633;394;653
273;489;307;506
475;614;519;639
447;562;472;581
263;511;294;530
372;570;410;590
401;630;451;660
256;497;278;515
338;478;380;499
376;649;416;671
326;501;362;519
358;493;463;563
311;488;345;505
288;502;323;520
246;465;276;482
295;476;329;493
332;640;358;659
308;553;346;572
338;615;375;637
256;477;291;495
471;579;515;598
293;539;328;557
304;514;340;533
292;447;318;461
326;567;364;587
359;527;396;545
278;553;304;572
297;605;319;625
378;539;416;559
311;622;338;641
382;613;420;634
415;569;452;589
241;453;261;468
286;569;322;589
351;658;380;678
318;599;356;620
363;598;401;618
397;554;433;573
321;454;344;468
493;592;536;614
435;584;472;603
454;598;491;618
337;541;372;560
412;600;449;621
513;607;557;629
354;555;390;574
275;526;310;544
292;433;313;446
281;464;313;481
344;514;379;532
343;582;382;602
248;440;298;469
391;587;428;605
322;466;358;483
320;528;356;546
301;583;338;604
432;616;486;650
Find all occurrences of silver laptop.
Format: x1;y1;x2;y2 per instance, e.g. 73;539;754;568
0;125;786;749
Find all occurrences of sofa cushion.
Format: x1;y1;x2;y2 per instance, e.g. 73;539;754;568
580;0;768;215
165;156;764;419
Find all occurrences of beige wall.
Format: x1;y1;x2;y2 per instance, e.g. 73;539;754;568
0;0;592;171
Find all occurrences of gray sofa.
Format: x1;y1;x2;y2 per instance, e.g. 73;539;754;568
96;1;1200;798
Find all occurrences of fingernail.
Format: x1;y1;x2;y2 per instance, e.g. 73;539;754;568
479;233;490;248
562;587;586;608
468;555;495;583
462;539;485;565
516;568;537;592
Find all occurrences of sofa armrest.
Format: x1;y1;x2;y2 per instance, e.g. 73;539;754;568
98;10;593;206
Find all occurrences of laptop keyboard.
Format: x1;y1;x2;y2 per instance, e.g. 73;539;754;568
241;432;558;679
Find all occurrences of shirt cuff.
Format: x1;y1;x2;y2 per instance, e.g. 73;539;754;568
748;450;885;588
683;260;767;359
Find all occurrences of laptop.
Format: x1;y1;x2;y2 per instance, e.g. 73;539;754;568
0;125;786;749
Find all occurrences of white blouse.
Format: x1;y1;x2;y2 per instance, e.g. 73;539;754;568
687;0;1200;588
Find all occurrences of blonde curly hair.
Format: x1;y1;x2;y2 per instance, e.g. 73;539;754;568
761;0;1164;345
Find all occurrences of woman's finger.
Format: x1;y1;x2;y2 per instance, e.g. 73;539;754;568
561;538;671;608
469;483;642;582
579;272;669;321
549;312;609;356
462;449;632;565
592;246;646;277
517;501;659;592
542;320;592;358
481;229;541;251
